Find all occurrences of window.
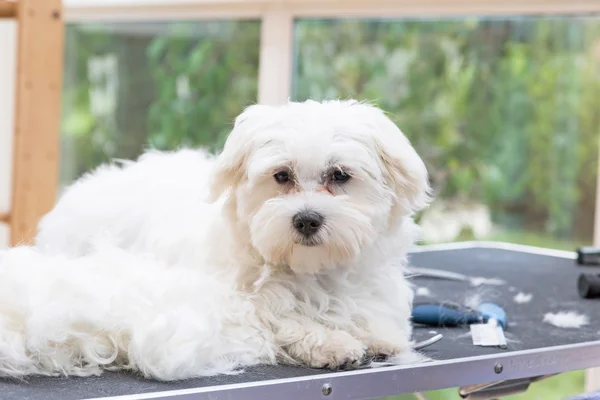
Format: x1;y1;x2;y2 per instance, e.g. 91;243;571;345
293;17;600;250
60;20;261;187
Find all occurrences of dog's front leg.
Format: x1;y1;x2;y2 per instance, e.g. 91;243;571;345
275;318;366;370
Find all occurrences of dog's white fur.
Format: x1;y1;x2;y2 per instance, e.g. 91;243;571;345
0;99;431;380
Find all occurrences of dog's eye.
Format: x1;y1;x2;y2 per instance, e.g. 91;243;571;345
274;171;290;184
332;170;350;183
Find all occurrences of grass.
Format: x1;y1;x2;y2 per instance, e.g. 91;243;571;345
385;229;590;400
382;370;585;400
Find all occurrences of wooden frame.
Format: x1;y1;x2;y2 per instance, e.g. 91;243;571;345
63;0;600;20
1;0;64;246
0;19;16;246
0;3;16;18
258;4;293;105
63;0;600;107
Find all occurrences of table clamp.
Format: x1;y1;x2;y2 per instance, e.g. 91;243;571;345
459;374;555;400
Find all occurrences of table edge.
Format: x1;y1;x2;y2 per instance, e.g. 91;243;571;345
408;241;577;260
89;340;600;400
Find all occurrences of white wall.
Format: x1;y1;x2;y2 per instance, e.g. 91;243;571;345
0;21;16;249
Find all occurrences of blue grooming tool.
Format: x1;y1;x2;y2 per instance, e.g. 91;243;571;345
412;302;507;329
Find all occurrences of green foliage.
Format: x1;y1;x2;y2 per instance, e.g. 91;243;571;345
60;17;599;243
60;21;260;184
145;22;260;152
293;18;600;242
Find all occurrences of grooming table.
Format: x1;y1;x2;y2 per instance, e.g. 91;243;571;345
2;242;599;400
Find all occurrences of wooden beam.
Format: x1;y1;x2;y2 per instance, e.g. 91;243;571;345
258;4;293;105
0;1;17;19
290;0;600;17
64;0;600;22
10;0;63;246
0;21;17;243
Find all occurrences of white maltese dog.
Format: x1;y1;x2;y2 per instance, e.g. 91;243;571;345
0;99;431;381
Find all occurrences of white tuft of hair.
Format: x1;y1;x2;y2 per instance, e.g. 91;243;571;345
513;292;533;304
0;245;276;380
543;311;590;329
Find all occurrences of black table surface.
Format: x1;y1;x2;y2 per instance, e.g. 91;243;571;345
2;245;599;400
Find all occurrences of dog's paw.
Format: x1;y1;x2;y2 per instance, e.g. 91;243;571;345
312;331;366;370
289;330;366;370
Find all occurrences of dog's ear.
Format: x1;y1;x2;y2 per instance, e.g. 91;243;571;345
208;104;272;201
356;103;432;221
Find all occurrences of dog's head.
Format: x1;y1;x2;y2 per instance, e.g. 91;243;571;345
209;100;431;274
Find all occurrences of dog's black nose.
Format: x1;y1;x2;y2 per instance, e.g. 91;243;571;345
293;211;324;237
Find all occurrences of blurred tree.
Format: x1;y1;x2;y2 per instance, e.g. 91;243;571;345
60;21;260;186
60;17;599;244
115;34;156;160
145;22;260;152
293;17;600;242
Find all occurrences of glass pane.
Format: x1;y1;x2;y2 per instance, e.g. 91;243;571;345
61;21;260;188
293;17;600;251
